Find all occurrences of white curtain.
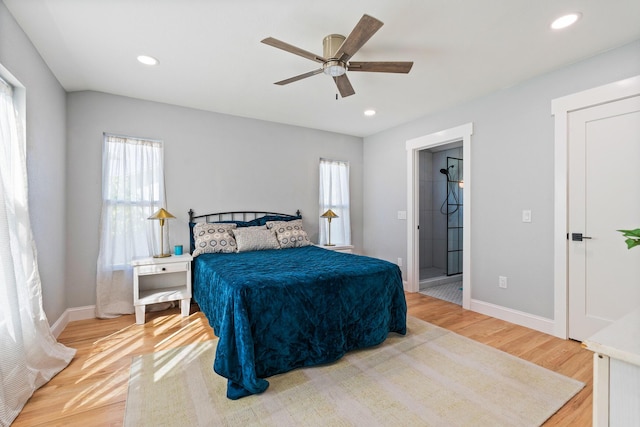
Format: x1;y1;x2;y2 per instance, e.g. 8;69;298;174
0;78;75;426
95;135;165;318
319;158;351;245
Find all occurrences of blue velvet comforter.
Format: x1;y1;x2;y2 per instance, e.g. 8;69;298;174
193;245;407;399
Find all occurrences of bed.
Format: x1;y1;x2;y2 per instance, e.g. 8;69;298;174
188;210;407;399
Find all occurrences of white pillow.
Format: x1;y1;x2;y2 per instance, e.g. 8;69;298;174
232;226;280;252
192;223;237;256
266;219;312;249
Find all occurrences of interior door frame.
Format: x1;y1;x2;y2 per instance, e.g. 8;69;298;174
551;75;640;339
406;122;473;309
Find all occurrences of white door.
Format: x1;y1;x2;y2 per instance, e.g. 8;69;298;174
568;95;640;341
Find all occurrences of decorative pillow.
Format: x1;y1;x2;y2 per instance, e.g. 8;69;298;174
232;226;280;252
266;219;312;249
192;223;237;256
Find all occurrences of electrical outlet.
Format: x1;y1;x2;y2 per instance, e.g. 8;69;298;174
498;276;508;289
397;257;403;267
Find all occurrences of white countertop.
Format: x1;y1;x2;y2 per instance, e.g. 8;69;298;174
583;306;640;366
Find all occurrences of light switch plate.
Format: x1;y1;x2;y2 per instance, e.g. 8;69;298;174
522;210;532;223
397;211;407;220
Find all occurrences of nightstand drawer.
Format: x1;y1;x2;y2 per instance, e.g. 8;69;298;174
136;261;189;275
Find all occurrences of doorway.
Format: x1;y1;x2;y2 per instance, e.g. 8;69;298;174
417;148;463;305
552;75;640;339
406;123;472;310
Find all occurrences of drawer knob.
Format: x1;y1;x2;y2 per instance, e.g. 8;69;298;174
161;267;166;271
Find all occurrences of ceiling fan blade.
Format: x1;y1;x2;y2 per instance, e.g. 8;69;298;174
347;61;413;73
261;37;326;63
274;68;324;86
333;74;355;98
334;14;384;62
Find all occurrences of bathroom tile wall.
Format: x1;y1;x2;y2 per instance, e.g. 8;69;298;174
420;146;463;277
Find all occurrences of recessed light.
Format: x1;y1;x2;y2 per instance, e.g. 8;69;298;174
364;109;376;116
551;13;581;30
137;55;159;66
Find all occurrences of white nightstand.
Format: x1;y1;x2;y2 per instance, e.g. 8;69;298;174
316;244;354;254
131;254;193;325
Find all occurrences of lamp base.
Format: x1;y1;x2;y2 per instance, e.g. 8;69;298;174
153;253;172;258
324;243;336;247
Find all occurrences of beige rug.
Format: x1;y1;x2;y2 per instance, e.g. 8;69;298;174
124;316;583;426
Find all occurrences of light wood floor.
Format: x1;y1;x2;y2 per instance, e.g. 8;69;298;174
13;293;592;426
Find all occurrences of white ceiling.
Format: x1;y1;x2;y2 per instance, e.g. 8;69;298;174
5;0;640;137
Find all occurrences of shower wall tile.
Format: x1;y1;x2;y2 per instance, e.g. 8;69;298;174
425;180;433;208
419;146;463;277
433;212;446;239
423;211;433;237
420;237;433;267
420;182;433;211
433;238;446;269
419;150;432;181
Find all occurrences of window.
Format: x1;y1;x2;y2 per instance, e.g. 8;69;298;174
96;134;165;317
319;158;351;245
101;134;165;267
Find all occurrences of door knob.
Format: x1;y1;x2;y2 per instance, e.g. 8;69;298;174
571;233;592;242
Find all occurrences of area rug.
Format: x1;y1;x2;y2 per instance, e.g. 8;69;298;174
124;316;584;426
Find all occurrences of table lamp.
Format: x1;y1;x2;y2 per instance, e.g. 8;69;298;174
148;208;175;257
321;209;339;246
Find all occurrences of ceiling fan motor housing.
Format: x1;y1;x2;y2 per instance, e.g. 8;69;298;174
322;34;347;76
323;34;345;58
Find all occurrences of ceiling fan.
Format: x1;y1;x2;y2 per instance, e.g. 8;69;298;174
261;14;413;98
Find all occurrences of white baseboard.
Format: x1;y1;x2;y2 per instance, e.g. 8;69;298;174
51;301;555;339
469;299;555;336
50;305;96;338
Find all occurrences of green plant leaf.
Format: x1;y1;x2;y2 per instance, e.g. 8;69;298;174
617;228;640;238
618;228;640;249
625;238;640;249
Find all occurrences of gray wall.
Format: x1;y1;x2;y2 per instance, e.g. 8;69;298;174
363;40;640;319
66;91;363;308
0;1;68;323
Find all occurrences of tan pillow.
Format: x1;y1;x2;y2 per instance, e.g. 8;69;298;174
232;226;280;252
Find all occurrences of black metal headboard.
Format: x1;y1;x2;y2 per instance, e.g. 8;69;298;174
188;209;301;223
188;209;302;253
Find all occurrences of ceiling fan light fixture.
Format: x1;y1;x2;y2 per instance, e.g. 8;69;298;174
323;60;346;77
